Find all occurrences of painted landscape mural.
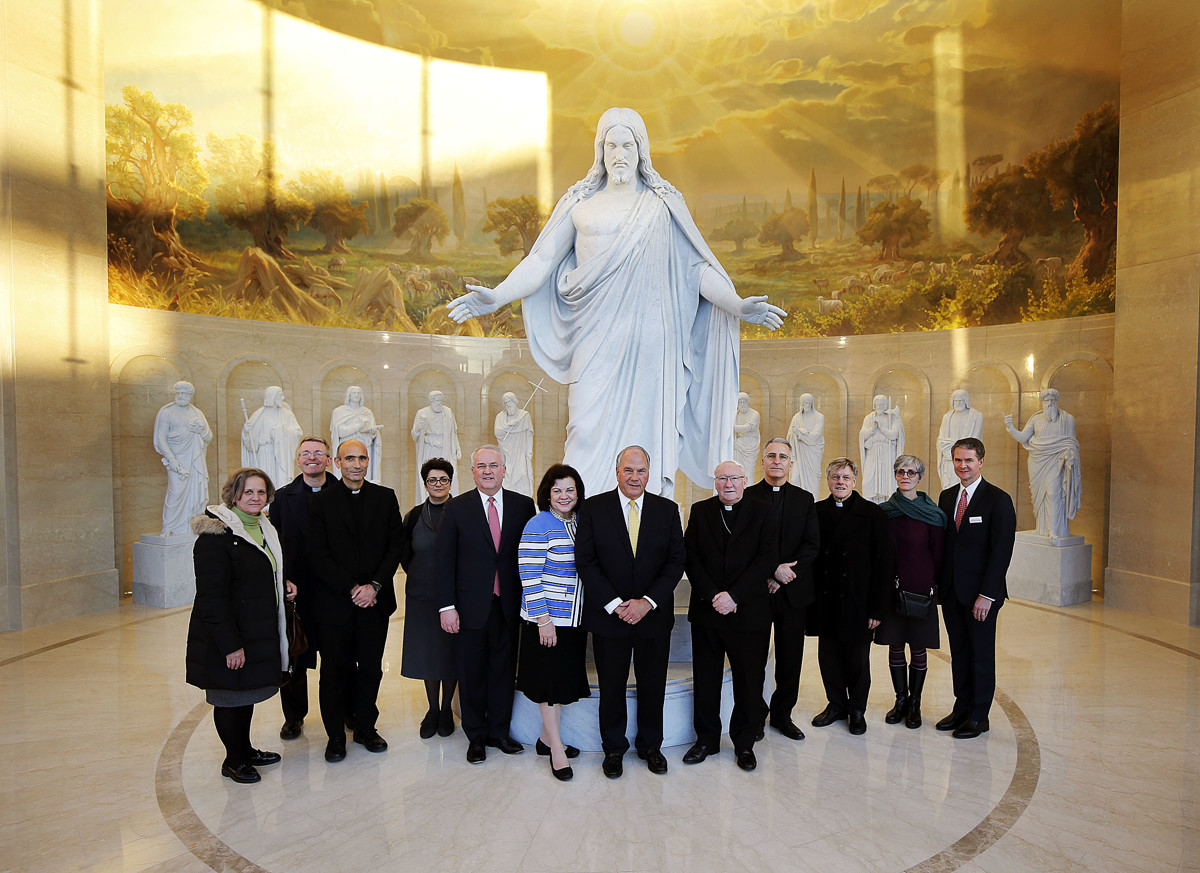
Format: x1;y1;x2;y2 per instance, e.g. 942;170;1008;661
105;0;1120;338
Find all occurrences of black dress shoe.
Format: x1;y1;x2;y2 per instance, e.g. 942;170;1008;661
811;705;848;727
637;748;668;774
279;720;303;740
247;748;281;766
536;738;580;758
770;718;805;741
735;749;757;772
952;719;990;739
437;710;455;738
848;710;867;735
353;729;388;753
551;762;574;781
936;711;968;732
466;739;486;764
419;710;438;739
682;742;719;764
486;736;524;755
602;752;624;779
324;740;346;762
221;762;261;783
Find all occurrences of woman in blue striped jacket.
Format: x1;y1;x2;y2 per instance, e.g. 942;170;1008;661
516;463;590;781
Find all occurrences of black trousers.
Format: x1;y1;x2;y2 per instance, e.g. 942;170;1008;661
280;666;309;723
764;599;807;723
817;634;872;713
317;606;389;739
454;595;518;743
592;632;670;754
941;598;1000;721
691;623;770;752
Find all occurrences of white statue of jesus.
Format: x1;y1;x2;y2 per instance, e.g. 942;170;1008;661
448;107;785;497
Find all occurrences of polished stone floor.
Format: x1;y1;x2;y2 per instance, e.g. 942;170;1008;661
1;597;1198;873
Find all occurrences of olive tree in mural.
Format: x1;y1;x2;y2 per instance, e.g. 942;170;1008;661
105;86;209;274
482;196;547;258
207;135;313;260
1025;102;1118;282
966;167;1069;266
392;198;449;258
713;216;759;253
856;197;931;261
758;208;809;260
288;169;369;255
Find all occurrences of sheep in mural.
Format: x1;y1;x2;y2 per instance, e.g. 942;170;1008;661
930;262;950;277
812;278;830;293
326;256;347;271
817;296;845;315
1035;257;1064;277
840;275;864;294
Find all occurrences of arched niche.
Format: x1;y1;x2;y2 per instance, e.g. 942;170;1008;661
867;364;931;468
112;353;192;590
945;360;1022;499
482;367;551;488
736;370;767;480
1046;354;1113;594
404;365;466;505
786;367;848;498
221;359;289;484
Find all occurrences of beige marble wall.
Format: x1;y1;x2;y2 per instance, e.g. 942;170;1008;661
1107;0;1200;624
108;305;1114;594
0;0;119;629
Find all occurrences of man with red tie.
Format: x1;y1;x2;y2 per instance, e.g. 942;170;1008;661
437;445;536;764
936;438;1016;739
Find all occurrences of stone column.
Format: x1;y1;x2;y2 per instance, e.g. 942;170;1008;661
1106;1;1200;625
0;0;118;629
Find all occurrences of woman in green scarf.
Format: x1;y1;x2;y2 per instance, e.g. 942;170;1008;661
874;454;946;729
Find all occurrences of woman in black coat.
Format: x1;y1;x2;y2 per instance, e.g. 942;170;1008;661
186;468;295;784
399;458;458;739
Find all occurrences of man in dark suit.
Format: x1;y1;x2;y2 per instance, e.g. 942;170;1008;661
308;439;406;762
436;444;536;764
936;437;1016;739
682;460;778;772
576;446;685;779
746;438;820;742
269;435;337;740
810;458;891;735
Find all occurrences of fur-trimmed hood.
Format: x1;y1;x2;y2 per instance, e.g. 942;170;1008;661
191;513;229;536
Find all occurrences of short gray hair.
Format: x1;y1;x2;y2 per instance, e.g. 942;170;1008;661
472;444;506;466
826;457;857;477
893;454;926;478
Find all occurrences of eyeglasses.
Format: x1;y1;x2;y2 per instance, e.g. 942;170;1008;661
425;476;451;485
299;451;328;459
895;469;920;478
715;475;746;484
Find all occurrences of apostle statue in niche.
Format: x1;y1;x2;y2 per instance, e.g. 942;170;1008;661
1004;388;1082;540
153;380;213;537
446;107;786;497
411;389;461;505
935;389;985;492
494;391;534;497
330;385;382;482
241;385;303;493
859;394;905;504
732;392;761;481
787;392;825;496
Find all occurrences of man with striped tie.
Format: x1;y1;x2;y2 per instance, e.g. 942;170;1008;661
936;438;1016;739
576;446;686;779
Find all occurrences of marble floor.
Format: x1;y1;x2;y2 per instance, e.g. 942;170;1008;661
1;597;1198;873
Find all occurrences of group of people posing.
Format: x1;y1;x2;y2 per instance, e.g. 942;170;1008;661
185;431;1015;785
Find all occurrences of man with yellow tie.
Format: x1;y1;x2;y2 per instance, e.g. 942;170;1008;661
576;446;686;779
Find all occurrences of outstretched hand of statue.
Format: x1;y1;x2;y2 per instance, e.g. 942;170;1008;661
1003;412;1015;429
447;285;500;323
738;296;787;330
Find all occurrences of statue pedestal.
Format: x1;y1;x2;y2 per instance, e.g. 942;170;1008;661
1007;532;1092;606
132;533;196;608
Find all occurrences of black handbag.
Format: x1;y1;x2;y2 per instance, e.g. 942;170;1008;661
280;598;309;686
893;578;934;620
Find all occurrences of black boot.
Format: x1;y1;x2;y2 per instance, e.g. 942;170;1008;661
905;667;926;729
885;664;909;724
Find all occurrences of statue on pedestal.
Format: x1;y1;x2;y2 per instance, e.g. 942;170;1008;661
330;385;382;482
732;392;761;481
153;381;212;536
411;390;461;504
936;389;985;491
1004;388;1082;539
446;107;786;497
859;394;905;503
241;386;303;492
494;391;534;497
787;393;825;496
